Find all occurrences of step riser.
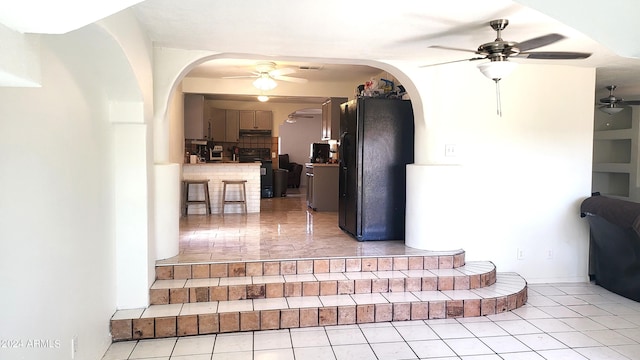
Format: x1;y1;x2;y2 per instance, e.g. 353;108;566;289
150;270;497;305
156;254;466;280
112;287;527;341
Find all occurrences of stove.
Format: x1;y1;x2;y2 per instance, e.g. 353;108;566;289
238;148;270;163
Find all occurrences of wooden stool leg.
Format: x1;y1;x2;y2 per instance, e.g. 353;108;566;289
222;182;227;215
183;182;190;216
242;182;247;214
203;182;211;215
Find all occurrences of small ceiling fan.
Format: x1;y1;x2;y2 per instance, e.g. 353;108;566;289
422;19;592;115
223;61;308;90
598;85;640;115
285;109;321;123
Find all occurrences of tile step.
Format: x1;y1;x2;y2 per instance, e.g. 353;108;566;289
149;261;497;305
110;272;527;341
155;251;467;280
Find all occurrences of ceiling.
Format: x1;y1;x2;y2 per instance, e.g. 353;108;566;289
3;0;640;103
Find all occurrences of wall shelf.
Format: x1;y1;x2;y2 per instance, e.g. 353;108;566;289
593;139;631;164
592;106;639;200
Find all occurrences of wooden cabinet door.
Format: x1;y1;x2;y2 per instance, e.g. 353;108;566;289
210;107;226;142
255;111;272;130
184;94;205;139
239;110;255;129
321;100;330;140
225;110;239;142
321;97;347;141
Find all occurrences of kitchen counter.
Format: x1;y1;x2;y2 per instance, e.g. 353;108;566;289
185;161;260;165
305;163;339;167
183;162;261;214
305;163;339;211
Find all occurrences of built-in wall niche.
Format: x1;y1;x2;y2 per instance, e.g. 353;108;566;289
593;139;632;164
594;107;632;131
592;171;630;198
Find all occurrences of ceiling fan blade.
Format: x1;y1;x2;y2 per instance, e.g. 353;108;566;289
623;100;640;105
270;67;297;77
429;45;478;54
517;33;565;51
221;75;258;79
516;51;591;60
273;75;308;84
419;57;485;68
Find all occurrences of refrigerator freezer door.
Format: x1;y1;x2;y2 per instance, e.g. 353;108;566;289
338;98;414;241
338;101;358;236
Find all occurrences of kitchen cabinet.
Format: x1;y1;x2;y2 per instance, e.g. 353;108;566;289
210;108;225;142
322;97;347;140
306;163;339;211
240;110;273;131
184;94;209;139
225;110;240;142
210;108;240;142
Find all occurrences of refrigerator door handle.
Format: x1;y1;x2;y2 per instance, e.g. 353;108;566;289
339;131;348;168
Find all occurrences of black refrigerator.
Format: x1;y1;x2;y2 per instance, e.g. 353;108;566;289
338;97;414;241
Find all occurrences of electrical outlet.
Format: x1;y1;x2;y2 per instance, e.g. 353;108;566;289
517;248;524;260
71;336;78;359
546;249;553;259
444;144;457;157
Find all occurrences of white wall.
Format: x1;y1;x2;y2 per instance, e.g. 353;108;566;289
279;114;323;187
0;31;116;360
0;9;152;360
403;61;595;283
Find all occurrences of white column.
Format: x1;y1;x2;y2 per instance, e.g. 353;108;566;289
154;163;180;259
405;164;465;251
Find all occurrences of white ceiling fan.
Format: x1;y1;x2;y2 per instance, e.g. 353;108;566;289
223;61;308;90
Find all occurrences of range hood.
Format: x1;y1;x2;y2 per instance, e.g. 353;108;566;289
240;129;272;137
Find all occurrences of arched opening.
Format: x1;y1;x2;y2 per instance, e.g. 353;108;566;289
155;54;424;262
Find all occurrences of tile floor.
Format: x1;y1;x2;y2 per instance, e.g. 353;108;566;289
103;188;640;359
162;189;433;264
103;282;640;359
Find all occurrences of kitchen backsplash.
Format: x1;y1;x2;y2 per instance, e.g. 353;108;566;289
184;136;278;162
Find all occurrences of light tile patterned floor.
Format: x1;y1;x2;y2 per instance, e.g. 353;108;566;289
103;282;640;359
161;189;434;264
103;189;640;359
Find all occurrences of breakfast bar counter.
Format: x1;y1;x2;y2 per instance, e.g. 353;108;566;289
182;162;261;214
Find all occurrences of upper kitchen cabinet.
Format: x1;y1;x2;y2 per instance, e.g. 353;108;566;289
210;107;225;142
184;94;209;139
210;108;240;142
225;110;240;142
240;110;273;131
322;97;347;140
255;111;273;130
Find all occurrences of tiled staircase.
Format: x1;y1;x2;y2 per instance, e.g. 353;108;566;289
110;250;527;341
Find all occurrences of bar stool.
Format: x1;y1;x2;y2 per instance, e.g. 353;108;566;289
182;179;211;216
222;180;247;214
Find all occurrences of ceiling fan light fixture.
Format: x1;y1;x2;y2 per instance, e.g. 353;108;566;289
257;95;269;102
253;74;277;91
600;104;624;115
477;60;518;81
